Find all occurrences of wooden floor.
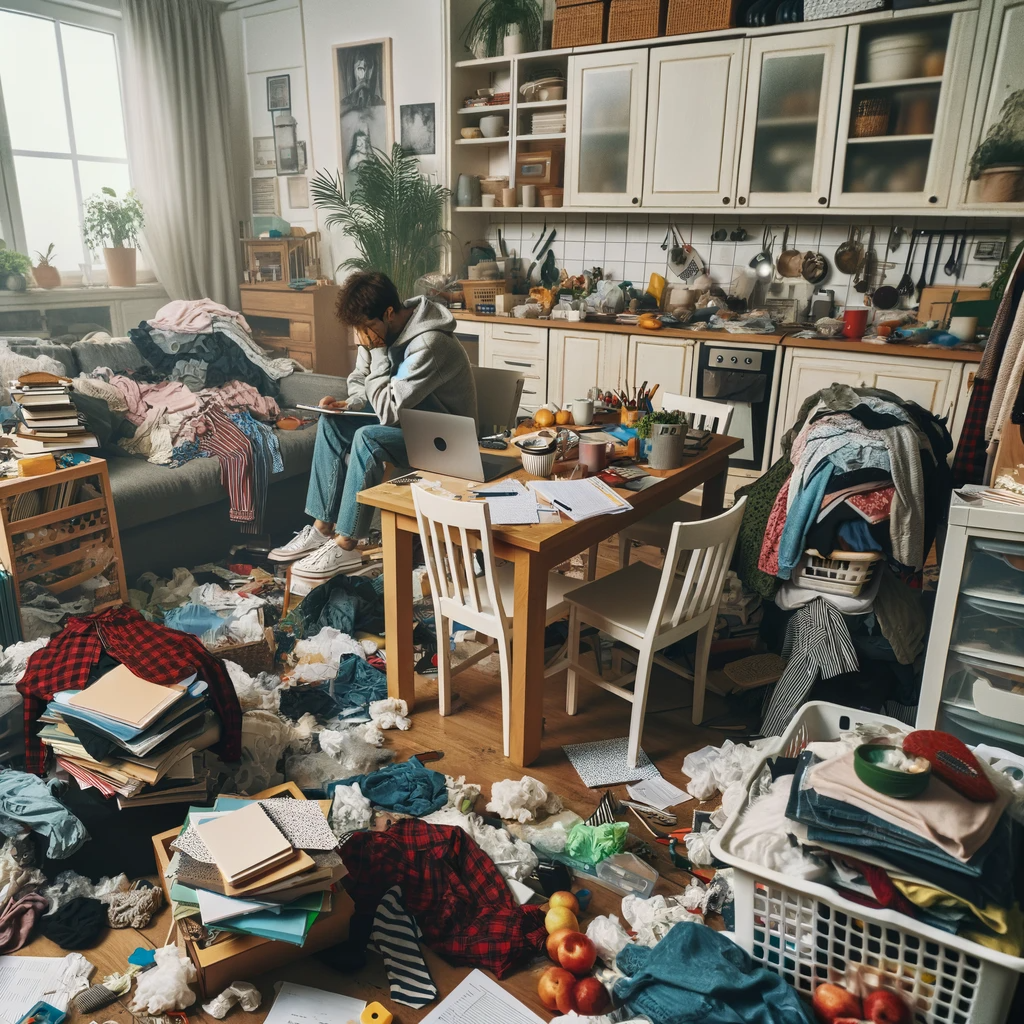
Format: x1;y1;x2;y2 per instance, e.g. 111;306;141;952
21;537;744;1024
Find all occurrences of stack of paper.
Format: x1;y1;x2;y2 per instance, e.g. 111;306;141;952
470;478;542;525
39;663;217;804
8;372;97;454
530;478;633;521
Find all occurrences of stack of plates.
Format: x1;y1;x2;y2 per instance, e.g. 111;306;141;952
531;111;566;135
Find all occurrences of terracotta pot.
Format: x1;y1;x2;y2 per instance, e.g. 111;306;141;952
32;265;61;289
978;166;1024;204
103;246;137;287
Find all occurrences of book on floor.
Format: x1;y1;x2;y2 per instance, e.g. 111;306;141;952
193;802;295;886
66;664;190;729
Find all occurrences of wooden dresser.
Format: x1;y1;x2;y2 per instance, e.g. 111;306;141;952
239;282;352;377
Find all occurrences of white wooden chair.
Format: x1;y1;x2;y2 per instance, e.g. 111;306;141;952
566;497;747;767
412;485;583;757
616;394;735;568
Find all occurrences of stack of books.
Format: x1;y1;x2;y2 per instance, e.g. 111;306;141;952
168;797;347;947
38;664;219;807
9;372;98;455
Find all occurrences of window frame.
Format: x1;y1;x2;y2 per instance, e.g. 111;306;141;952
0;0;130;271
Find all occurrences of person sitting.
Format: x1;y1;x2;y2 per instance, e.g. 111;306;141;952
269;270;477;578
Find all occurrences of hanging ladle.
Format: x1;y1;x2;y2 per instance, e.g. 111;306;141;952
915;233;933;300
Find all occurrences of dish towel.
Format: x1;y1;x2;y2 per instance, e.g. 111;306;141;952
369;885;438;1009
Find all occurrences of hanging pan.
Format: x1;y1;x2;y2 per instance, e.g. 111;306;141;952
777;226;804;278
835;225;864;276
802;250;830;284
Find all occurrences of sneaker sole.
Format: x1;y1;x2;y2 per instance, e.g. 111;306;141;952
268;547;321;563
291;557;363;577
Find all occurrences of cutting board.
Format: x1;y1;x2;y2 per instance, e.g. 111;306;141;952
918;286;990;324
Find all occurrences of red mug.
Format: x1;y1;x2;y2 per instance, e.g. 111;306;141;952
842;307;869;338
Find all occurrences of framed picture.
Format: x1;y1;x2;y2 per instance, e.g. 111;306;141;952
253;136;276;171
333;38;393;190
287;176;310;208
274;112;299;175
400;103;435;156
250;177;279;217
267;74;291;111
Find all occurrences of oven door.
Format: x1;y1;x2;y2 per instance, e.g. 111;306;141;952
696;346;776;471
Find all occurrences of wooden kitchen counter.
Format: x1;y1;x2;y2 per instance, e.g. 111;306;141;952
781;335;983;363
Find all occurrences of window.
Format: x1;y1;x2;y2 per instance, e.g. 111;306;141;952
0;3;130;274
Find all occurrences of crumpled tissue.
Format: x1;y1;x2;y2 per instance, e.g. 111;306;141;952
0;637;49;688
43;870;130;915
422;806;538;882
683;824;718;868
513;810;583;854
487;776;563;823
369;697;410;730
682;738;778;802
288;627;366;683
203;980;261;1019
586;914;631;964
445;774;482;812
130;945;197;1013
621;893;698;947
330;783;373;837
224;660;281;712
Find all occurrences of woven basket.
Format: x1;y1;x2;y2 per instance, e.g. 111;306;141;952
460;279;503;313
480;176;510;205
851;96;891;138
552;0;607;47
608;0;666;41
210;625;277;676
665;0;736;35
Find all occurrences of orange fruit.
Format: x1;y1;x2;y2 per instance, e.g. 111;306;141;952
555;409;574;425
534;409;556;428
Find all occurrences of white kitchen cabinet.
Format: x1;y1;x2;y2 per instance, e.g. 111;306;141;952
830;13;977;210
482;323;549;414
565;49;648;209
642;40;745;209
736;28;846;210
627;335;695;409
548;329;628;408
953;0;1024;212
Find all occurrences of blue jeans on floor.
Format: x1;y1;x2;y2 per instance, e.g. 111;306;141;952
305;413;409;540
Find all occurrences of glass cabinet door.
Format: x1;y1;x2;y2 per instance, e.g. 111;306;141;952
566;49;648;208
736;28;846;209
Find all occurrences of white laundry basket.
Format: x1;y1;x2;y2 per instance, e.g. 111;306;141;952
711;702;1024;1024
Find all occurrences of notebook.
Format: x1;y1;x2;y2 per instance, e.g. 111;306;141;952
66;664;189;729
193;803;294;886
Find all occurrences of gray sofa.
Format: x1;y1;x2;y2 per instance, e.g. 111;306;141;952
4;337;347;580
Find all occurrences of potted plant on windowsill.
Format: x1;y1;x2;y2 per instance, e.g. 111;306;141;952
462;0;543;58
0;247;32;291
969;87;1024;204
32;244;61;289
82;187;144;287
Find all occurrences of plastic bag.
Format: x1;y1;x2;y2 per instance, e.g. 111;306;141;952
564;821;628;866
586;914;631;964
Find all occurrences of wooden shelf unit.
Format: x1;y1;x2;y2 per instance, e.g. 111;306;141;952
0;457;128;636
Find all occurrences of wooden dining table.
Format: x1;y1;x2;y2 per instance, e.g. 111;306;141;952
357;433;744;766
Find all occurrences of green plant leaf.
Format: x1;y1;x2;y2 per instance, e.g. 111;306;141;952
82;188;144;251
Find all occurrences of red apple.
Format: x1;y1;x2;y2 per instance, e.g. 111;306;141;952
557;931;597;976
538;966;576;1014
546;927;574;962
864;989;911;1024
573;977;610;1016
813;983;863;1024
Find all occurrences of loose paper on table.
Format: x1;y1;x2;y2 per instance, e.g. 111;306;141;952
420;970;545;1024
470;478;541;525
530;478;632;522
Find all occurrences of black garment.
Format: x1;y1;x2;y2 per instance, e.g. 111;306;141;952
279;684;342;722
805;500;891;558
39;897;108;949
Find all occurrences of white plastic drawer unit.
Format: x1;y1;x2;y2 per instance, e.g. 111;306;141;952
918;490;1024;755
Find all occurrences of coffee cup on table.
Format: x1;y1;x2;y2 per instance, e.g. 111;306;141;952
572;398;594;426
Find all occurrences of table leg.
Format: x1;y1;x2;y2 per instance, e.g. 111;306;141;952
381;510;416;709
701;462;728;518
510;548;548;767
585;543;599;581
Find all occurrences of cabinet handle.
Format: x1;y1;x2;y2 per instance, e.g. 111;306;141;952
503;359;533;367
737;196;746;205
631;197;639;205
722;196;730;205
522;389;537;395
818;197;827;205
928;195;938;204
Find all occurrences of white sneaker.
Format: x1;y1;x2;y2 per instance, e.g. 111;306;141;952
269;524;331;562
292;540;362;579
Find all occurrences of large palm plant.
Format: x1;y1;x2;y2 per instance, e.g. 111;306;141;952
310;144;451;300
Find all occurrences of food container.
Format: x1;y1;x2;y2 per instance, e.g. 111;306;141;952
479;114;507;138
461;127;483;140
853;743;931;799
519;447;557;476
864;32;929;83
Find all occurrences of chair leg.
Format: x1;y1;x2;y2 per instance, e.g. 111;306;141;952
436;617;452;717
692;622;714;726
585;543;599;581
565;606;582;716
496;629;512;757
626;648;654;769
619;533;631;568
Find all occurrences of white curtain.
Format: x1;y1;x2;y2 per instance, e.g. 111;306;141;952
121;0;240;308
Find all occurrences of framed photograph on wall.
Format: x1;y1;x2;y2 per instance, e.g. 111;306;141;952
400;103;435;156
267;74;291;111
274;112;300;175
253;136;276;171
333;38;393;191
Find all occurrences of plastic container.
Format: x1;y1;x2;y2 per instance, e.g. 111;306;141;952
796;549;882;597
711;701;1024;1024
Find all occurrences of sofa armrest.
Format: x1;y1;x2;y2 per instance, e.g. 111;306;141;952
279;372;349;408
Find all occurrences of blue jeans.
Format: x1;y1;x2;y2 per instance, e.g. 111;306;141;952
305;414;408;540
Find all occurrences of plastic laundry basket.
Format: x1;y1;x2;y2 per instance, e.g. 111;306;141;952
711;702;1024;1024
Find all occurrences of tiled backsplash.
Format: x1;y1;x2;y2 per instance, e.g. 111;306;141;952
478;213;1022;314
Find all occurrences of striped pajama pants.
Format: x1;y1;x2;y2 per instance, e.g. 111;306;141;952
369;885;438;1008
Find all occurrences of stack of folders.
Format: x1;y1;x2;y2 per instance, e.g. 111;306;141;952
9;371;98;455
38;663;218;806
168;797;347;946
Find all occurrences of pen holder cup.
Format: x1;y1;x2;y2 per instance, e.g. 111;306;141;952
648;423;686;470
520;449;557;477
620;407;641;427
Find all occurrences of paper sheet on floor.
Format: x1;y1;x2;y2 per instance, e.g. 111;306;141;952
563;737;661;787
0;953;92;1024
263;982;365;1024
419;969;544;1024
626;775;688;810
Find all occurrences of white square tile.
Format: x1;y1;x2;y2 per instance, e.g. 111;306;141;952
584;242;606;264
647;241;667;262
564;241;585;262
565;221;586;241
605;221;627;242
624;261;646;283
956;262;989;287
604;241;626;263
647;220;670;243
586;218;608;241
819;222;852;246
625;242;647;263
626;218;649;243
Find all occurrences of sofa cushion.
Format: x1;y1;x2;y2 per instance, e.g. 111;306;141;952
107;423;318;531
72;338;148;375
1;340;79;377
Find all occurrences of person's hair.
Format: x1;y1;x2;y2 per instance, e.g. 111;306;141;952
335;271;402;325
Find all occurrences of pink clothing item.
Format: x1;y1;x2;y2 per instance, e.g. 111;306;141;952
0;891;48;954
149;299;250;336
173;382;280;445
847;485;895;525
109;376;199;426
758;474;791;577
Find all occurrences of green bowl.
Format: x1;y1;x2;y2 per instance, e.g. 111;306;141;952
854;743;931;799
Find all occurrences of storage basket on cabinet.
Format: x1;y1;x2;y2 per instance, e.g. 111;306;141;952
796;549;882;596
459;280;502;314
607;0;666;42
552;0;607;48
852;96;891;138
712;702;1024;1024
665;0;737;36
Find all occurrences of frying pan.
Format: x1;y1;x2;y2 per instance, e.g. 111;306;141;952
872;232;898;309
835;226;864;276
801;250;830;284
776;226;803;278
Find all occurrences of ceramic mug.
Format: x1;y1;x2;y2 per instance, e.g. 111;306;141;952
579;439;614;474
521;184;537;207
842;307;869;338
572;398;594;425
481;194;496;208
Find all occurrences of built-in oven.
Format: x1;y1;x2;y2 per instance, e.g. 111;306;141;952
453;319;481;366
695;343;780;473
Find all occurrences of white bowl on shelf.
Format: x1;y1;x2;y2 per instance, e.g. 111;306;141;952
480;114;507;138
864;33;930;82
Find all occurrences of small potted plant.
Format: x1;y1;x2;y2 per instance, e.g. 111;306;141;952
969;87;1024;204
0;247;32;291
82;186;144;287
32;243;61;289
462;0;543;58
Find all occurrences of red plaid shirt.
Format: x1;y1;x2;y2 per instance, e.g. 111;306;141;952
17;606;242;774
341;820;546;978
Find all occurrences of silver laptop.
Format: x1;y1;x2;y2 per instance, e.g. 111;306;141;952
400;409;517;483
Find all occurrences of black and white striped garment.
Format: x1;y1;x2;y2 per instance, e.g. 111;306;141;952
369;885;438;1009
761;598;859;737
585;790;618;826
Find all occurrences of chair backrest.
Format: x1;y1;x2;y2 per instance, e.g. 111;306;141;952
661;393;734;435
646;497;747;635
411;484;506;629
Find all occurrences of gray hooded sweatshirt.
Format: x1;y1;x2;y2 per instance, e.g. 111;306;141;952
344;296;477;428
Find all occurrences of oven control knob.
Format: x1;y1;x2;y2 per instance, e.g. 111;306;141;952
730;356;738;363
715;355;724;363
744;357;753;365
